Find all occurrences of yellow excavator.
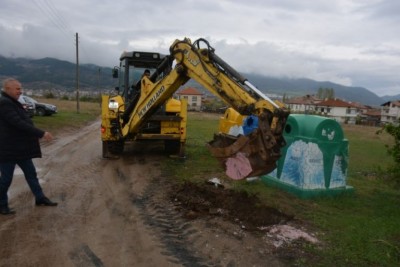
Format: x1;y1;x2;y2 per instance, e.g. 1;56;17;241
101;38;289;179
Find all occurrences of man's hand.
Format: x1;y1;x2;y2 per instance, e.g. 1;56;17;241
42;132;54;142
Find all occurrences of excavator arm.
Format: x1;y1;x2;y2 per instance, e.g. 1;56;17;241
121;38;289;179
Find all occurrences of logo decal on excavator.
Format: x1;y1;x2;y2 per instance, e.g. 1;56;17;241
184;50;200;67
138;86;165;118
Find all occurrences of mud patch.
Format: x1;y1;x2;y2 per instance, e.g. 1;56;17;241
170;182;293;231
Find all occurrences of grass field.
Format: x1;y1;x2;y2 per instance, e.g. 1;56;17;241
31;97;100;133
33;101;400;266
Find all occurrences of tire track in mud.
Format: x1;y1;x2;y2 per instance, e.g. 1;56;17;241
52;160;103;225
132;192;213;267
113;165;214;267
69;244;105;267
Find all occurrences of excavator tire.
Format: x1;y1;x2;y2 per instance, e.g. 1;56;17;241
102;141;124;158
164;140;185;158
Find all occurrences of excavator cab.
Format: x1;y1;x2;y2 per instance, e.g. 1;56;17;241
112;67;119;78
116;52;164;101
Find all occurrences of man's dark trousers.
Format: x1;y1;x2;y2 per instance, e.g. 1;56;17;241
0;159;45;207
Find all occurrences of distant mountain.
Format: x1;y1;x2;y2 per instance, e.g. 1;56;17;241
0;55;386;106
381;94;400;103
244;74;384;106
0;56;115;92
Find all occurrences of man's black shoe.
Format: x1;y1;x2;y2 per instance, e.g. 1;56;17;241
36;197;58;206
0;206;16;215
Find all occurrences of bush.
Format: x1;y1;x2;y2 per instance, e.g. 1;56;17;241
79;95;101;103
43;92;55;98
377;123;400;182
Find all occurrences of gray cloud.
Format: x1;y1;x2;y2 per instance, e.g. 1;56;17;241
0;0;399;96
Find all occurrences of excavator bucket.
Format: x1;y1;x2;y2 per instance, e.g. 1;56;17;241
207;110;289;180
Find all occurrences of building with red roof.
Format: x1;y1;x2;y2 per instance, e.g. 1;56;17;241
315;98;359;124
176;87;203;111
285;95;321;113
285;94;391;125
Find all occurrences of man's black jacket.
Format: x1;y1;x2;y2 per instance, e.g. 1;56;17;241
0;92;44;162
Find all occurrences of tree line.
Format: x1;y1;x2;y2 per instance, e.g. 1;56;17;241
316;87;335;99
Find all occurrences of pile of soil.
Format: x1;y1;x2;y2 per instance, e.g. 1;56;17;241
170;182;294;231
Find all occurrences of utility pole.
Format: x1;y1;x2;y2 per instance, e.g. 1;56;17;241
75;32;80;113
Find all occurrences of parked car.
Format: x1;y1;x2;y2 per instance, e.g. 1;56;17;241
18;96;36;117
0;95;35;117
21;96;57;116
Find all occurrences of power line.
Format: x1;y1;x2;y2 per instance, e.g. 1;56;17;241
33;0;98;63
43;0;72;33
78;35;95;64
33;0;74;44
32;1;99;87
33;0;92;64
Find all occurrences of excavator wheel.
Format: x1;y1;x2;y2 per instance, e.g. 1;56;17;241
164;140;186;158
102;140;124;158
164;140;182;155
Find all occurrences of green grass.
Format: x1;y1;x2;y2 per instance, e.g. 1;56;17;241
165;113;400;267
33;111;99;133
344;124;394;173
32;98;100;133
165;112;222;183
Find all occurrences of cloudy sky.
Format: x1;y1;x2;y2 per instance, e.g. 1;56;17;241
0;0;399;96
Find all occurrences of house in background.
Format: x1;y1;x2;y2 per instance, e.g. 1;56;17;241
314;98;359;124
381;100;400;124
176;87;203;111
285;93;390;126
285;95;321;113
361;108;382;126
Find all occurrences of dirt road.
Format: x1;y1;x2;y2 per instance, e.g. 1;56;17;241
0;120;313;267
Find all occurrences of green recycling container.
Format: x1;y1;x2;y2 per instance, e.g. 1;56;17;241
262;114;352;198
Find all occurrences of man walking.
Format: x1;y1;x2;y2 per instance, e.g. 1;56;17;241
0;78;57;215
